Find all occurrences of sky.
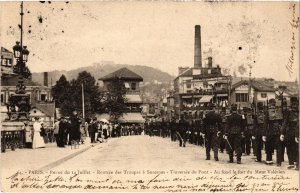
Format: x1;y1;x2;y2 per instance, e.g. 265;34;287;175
0;1;299;81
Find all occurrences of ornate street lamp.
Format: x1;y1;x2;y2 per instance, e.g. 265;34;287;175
13;41;22;59
22;46;29;62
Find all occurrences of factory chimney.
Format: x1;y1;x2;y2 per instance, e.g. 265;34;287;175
194;25;202;68
44;72;48;87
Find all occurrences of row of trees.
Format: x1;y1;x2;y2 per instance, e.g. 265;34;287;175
52;71;127;121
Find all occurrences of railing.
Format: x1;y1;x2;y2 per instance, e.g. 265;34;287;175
1;130;25;152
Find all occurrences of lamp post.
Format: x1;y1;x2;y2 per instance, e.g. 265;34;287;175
8;1;31;121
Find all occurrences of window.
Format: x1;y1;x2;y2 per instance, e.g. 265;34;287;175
1;94;3;103
41;94;46;101
261;93;267;98
131;82;137;90
236;93;248;102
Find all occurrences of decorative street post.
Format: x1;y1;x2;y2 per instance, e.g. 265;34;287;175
8;1;32;121
1;1;32;153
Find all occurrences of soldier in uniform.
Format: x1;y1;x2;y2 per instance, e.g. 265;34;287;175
224;104;245;164
281;97;299;169
219;107;227;153
170;118;176;141
252;102;265;162
177;116;188;147
262;98;283;166
194;117;201;146
202;105;222;161
241;107;255;156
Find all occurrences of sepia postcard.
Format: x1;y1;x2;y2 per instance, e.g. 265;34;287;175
0;1;299;192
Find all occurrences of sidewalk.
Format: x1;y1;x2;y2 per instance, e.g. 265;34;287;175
0;137;110;174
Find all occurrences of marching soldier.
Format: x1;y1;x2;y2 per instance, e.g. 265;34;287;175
170;118;176;141
202;106;222;161
262;99;284;166
177;116;188;147
281;97;299;170
224;104;245;164
219;107;227;153
252;102;265;162
194;118;201;146
242;107;255;156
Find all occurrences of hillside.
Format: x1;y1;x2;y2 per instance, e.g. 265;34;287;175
31;63;174;86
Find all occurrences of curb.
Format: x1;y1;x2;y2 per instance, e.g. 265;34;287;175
38;143;99;171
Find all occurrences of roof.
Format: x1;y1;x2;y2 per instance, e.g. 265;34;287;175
1;75;41;87
99;67;143;81
1;47;13;53
125;94;142;103
232;80;275;92
174;68;192;80
33;103;55;117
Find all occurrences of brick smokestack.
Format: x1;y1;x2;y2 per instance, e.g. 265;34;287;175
44;72;48;87
194;25;202;68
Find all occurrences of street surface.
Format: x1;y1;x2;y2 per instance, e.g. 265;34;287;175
1;135;299;192
53;135;298;172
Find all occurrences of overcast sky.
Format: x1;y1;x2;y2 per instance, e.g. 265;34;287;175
1;1;299;81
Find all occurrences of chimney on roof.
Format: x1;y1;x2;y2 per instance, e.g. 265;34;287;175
44;72;48;87
208;57;212;68
194;25;202;68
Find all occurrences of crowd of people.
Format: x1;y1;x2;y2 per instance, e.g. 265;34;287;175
21;97;299;171
145;97;299;170
23;109;145;149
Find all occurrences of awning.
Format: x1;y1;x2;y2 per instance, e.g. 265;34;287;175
118;113;145;123
95;113;110;121
199;95;213;103
216;93;228;97
182;96;192;99
125;94;142;103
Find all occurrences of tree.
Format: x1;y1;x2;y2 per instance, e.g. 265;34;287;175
52;75;70;108
52;71;103;117
103;76;127;123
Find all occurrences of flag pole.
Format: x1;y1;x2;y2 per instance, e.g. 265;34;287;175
82;83;85;120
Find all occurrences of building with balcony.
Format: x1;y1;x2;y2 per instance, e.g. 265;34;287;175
98;67;145;124
173;25;230;119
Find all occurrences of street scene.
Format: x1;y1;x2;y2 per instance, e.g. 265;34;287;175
1;1;299;192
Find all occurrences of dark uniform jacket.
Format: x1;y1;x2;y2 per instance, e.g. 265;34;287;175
263;110;282;136
202;111;222;135
281;110;299;139
225;112;244;135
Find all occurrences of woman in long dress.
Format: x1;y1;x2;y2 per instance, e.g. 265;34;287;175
32;118;46;149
